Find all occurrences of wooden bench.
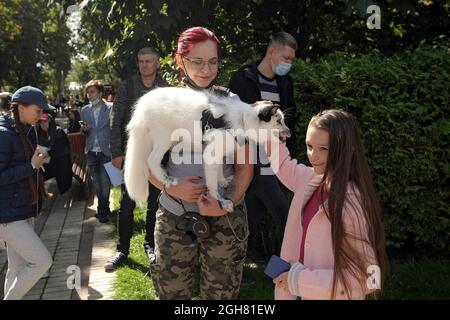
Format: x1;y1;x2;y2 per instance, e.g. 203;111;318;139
67;132;91;196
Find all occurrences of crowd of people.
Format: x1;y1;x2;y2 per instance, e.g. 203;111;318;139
0;26;386;300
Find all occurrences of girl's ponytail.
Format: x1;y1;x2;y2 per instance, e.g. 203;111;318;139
11;104;45;204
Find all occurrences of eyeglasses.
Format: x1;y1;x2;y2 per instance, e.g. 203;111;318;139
182;55;219;71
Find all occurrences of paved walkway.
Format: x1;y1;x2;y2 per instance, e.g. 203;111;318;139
0;180;117;300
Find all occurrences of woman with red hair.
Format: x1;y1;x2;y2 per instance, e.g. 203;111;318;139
147;27;253;300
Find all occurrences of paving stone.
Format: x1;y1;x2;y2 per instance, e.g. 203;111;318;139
1;188;117;300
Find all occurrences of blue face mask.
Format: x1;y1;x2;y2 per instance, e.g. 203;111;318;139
272;61;292;76
90;98;101;106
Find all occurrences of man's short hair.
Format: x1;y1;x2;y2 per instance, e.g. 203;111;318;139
268;32;298;51
137;47;160;58
85;80;104;94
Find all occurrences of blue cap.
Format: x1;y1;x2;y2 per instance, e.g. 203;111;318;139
12;86;54;112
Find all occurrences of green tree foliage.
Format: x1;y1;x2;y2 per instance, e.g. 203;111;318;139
0;0;21;53
43;1;73;96
77;0;222;79
1;0;445;255
73;1;449;255
289;44;450;255
66;56;118;86
0;1;21;90
77;0;449;80
0;0;47;88
0;0;73;95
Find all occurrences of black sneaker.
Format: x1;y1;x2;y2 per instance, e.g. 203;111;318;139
104;252;127;272
95;213;109;223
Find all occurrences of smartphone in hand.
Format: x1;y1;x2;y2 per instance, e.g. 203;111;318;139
79;121;89;132
264;255;291;279
37;145;50;153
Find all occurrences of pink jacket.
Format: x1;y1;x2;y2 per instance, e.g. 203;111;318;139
269;142;378;300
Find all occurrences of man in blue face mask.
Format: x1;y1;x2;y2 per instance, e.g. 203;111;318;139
228;32;298;264
229;31;298;153
80;80;112;224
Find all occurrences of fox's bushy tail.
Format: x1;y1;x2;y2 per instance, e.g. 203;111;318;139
124;108;153;203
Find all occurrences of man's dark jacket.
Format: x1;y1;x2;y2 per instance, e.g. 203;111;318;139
110;73;169;159
38;117;72;195
228;61;298;155
0;113;40;223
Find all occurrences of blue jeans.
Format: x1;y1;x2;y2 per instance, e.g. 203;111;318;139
87;151;111;216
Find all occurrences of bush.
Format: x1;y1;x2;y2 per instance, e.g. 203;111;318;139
289;45;450;255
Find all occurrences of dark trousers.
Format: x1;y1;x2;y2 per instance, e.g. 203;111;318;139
87;151;111;216
116;183;160;256
245;164;289;246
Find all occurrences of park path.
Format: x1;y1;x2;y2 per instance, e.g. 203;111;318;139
0;112;117;300
0;180;117;300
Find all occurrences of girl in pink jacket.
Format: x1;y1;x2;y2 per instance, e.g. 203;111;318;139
269;109;387;300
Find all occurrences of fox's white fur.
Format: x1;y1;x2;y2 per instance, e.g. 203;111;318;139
124;87;290;212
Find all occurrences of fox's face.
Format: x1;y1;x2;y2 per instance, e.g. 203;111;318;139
253;103;291;142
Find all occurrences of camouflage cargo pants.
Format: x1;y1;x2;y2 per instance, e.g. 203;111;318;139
150;202;248;300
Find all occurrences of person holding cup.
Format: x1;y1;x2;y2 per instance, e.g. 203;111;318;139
0;86;53;300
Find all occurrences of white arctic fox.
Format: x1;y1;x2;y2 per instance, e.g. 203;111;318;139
124;87;290;212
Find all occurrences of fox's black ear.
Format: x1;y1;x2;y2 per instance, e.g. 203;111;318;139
270;104;280;115
258;104;279;122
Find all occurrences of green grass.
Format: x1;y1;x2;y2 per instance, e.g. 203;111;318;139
382;257;450;299
109;188;450;300
109;187;157;300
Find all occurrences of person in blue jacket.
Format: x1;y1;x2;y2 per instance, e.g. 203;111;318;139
0;86;53;300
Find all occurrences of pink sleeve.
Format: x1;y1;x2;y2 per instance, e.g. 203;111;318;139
288;205;379;300
268;141;314;192
296;268;366;300
275;265;367;300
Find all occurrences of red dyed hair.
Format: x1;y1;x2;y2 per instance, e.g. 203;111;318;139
176;26;221;57
175;27;221;79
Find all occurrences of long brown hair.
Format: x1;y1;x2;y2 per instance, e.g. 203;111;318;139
310;109;387;299
11;103;45;204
